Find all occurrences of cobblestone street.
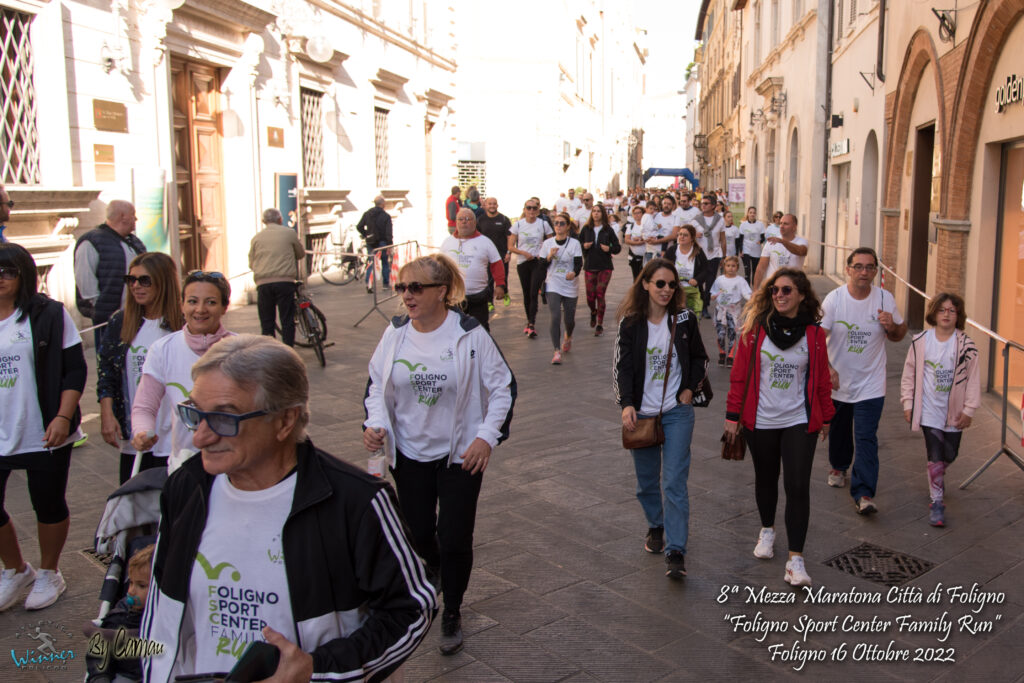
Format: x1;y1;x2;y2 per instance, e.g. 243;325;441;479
1;261;1021;681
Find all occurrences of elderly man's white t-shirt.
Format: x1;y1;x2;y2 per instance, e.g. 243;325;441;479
761;236;809;280
441;233;499;295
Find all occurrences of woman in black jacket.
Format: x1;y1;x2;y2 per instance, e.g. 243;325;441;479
613;258;708;579
664;224;708;317
579;203;621;336
0;243;87;611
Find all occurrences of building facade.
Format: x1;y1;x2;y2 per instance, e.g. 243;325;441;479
453;0;645;212
1;0;458;313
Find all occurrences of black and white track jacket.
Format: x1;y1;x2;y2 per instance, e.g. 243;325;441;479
140;440;437;682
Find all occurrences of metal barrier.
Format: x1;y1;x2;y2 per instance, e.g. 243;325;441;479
354;240;422;327
809;237;1024;489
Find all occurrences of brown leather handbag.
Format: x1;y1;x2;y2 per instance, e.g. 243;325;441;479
622;322;675;450
721;341;755;460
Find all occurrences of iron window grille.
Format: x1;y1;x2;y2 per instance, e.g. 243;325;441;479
300;88;324;188
374;107;389;188
0;7;40;185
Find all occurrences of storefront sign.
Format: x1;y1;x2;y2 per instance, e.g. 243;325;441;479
994;73;1024;113
830;139;850;157
267;127;284;148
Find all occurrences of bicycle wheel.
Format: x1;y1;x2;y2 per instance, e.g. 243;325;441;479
321;257;359;285
289;302;328;348
303;307;326;367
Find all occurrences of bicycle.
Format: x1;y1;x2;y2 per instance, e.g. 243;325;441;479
276;282;329;367
317;225;369;286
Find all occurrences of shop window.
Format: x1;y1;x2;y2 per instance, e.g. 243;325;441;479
300;88;324;188
374;106;389;188
0;7;40;185
992;140;1024;405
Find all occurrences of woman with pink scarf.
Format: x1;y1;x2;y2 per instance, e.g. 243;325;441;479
131;271;235;472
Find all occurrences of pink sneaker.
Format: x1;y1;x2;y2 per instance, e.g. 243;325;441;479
562;337;572;352
523;325;532;336
551;351;562;365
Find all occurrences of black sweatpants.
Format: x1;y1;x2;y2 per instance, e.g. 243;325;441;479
516;259;546;326
257;281;297;347
745;424;818;553
390;451;484;613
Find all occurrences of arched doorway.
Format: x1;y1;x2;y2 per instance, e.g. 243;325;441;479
861;130;879;249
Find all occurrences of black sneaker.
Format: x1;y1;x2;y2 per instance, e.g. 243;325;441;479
439;609;463;655
726;356;734;367
528;325;538;339
594;324;603;337
590;312;597;328
718;353;726;366
644;527;664;554
665;551;686;579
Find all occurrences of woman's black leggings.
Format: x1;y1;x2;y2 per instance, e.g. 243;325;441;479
745;424;818;553
517;259;546;325
0;445;73;526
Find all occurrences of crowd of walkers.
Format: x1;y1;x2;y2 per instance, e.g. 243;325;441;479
0;181;982;679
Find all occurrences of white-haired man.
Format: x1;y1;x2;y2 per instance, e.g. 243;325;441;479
248;207;305;346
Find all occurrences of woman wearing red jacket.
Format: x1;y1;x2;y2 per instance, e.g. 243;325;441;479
724;268;834;587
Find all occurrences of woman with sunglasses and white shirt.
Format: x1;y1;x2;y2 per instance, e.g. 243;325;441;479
541;212;583;364
508;199;553;338
363;254;515;656
131;271;235;473
724;268;834;587
614;258;708;580
97;253;183;483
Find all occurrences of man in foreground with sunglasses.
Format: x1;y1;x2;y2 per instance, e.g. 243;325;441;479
142;334;435;682
820;247;906;515
74;199;146;355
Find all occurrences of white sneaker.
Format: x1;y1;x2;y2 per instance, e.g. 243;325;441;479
25;569;66;610
785;556;812;587
827;469;846;487
0;563;36;611
753;527;775;559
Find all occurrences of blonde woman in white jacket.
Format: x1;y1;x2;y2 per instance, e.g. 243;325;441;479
363;253;516;657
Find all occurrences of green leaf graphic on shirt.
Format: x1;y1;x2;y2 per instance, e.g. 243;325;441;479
835;320;857;330
166;382;190;398
924;360;940;369
760;350;782;362
129;344;147;353
195;551;241;581
394;359;427;372
646;347;662;355
0;376;16;389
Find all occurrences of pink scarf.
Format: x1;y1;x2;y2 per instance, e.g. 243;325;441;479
184;323;234;355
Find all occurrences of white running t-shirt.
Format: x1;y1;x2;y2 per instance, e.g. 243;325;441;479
122;317;174;455
441;234;500;295
761;235;808;280
755;335;810;429
921;330;958;431
542;237;582;298
639;318;683;415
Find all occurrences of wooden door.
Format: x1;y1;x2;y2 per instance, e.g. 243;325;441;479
171;59;226;274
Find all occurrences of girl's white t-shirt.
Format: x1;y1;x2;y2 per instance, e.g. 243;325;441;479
711;275;752;309
542;237;582;298
724;225;740;257
740;221;765;257
141;331;201;462
674;247;697;282
390;311;460;461
0;307;82;455
123;317;174;455
755;336;810;429
625;220;646;256
639;318;683;415
921;330;959;432
511;218;550;260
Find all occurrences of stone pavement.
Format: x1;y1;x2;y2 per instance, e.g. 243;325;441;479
1;259;1022;682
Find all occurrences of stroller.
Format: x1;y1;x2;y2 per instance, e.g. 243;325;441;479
91;464;165;624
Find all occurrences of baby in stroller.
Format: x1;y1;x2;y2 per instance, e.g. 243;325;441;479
84;544;153;682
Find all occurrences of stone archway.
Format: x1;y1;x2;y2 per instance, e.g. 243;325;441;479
881;29;946;275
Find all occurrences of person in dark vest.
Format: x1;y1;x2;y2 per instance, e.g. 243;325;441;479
74;200;146;355
356;195;394;291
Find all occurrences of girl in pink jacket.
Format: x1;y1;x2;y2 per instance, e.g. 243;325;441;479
900;293;980;527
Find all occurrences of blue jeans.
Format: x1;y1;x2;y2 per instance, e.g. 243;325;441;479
366;247;391;287
828;396;885;501
630;403;695;554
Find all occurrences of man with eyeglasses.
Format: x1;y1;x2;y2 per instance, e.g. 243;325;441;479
248;207;305;346
820;247;907;516
74;200;146;355
0;184;11;243
442;208;506;330
753;213;808;289
144;335;435;682
572;193;594;229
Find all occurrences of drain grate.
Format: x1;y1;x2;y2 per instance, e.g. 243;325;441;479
80;547;113;571
823;542;934;587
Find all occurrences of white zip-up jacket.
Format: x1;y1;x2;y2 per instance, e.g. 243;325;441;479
363;310;516;465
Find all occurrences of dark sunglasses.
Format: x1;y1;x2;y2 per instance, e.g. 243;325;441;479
123;274;154;287
1;200;13;209
186;270;225;280
770;285;795;296
553;220;568;226
525;205;540;210
177;401;268;438
395;282;442;295
0;266;18;281
650;279;679;290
